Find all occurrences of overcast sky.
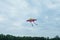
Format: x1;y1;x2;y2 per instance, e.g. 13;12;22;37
0;0;60;38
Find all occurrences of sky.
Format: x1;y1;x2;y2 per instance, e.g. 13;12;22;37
0;0;60;38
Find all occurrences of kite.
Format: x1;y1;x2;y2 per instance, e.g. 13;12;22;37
26;18;38;26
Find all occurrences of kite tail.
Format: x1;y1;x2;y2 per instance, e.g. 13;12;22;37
32;24;33;26
33;22;38;25
31;22;33;26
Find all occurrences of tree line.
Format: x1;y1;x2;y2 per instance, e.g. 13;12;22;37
0;34;60;40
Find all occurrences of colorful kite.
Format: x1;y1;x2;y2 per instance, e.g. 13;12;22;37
26;18;38;26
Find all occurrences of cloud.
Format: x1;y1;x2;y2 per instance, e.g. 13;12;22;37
42;0;57;9
0;15;8;22
0;0;60;38
55;17;60;21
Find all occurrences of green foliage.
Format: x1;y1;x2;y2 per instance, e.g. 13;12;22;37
0;34;60;40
